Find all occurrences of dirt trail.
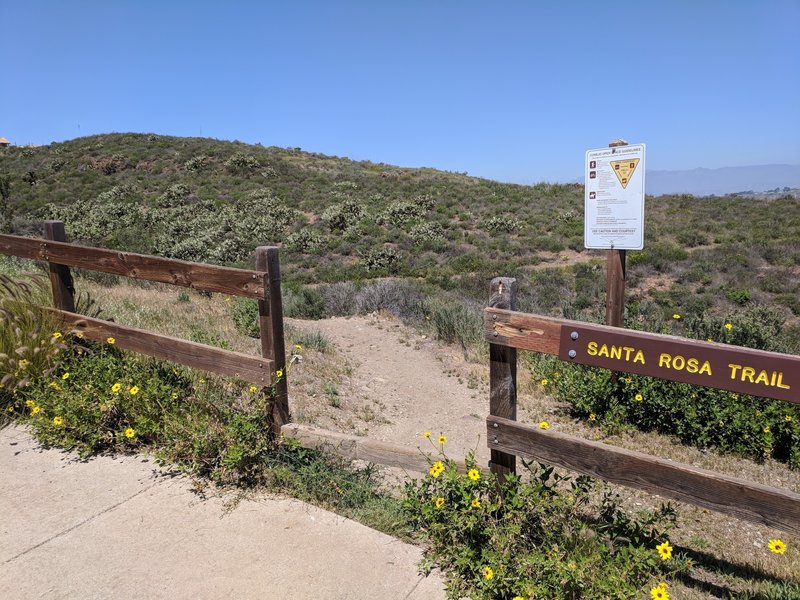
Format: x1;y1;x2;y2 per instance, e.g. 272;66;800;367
303;315;496;468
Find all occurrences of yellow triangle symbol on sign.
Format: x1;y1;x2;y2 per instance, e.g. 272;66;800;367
610;158;640;189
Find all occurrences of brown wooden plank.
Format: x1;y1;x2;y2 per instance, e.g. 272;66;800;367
485;308;800;405
42;222;76;312
485;307;562;355
489;277;517;478
487;415;800;534
54;310;273;385
0;233;267;299
256;246;289;434
281;423;481;474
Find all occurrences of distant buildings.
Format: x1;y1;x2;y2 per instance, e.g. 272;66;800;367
0;137;10;147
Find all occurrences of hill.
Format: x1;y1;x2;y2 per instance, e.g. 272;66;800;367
1;133;799;336
646;164;800;196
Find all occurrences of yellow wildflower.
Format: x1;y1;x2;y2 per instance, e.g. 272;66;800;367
635;393;643;401
468;469;480;481
438;435;447;445
483;566;493;580
540;378;549;386
124;427;136;439
275;369;284;378
589;413;596;422
513;597;525;600
25;399;35;408
48;381;61;390
538;421;550;430
435;497;444;508
106;337;116;344
171;392;178;400
764;426;770;434
768;539;787;554
31;405;41;415
650;585;669;600
786;415;793;422
129;386;140;395
52;332;62;339
18;359;30;369
294;344;302;350
672;313;681;320
249;385;258;393
471;498;481;508
656;540;673;560
62;372;70;380
423;431;431;438
429;461;445;478
724;323;732;330
53;416;63;426
111;383;122;393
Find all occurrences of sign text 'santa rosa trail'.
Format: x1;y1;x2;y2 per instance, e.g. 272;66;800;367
560;325;798;404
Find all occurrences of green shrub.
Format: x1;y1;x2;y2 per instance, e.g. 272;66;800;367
230;297;260;337
428;299;483;351
628;243;689;271
224;152;260;175
409;222;445;246
283;285;326;320
362;247;402;274
533;307;800;468
322;199;363;232
183;155;209;172
402;451;678;599
290;329;329;353
483;215;523;234
379;200;425;226
286;229;324;254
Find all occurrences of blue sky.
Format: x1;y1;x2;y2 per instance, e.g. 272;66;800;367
2;1;798;184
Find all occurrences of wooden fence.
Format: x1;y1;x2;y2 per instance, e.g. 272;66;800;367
485;276;800;535
3;224;798;534
0;221;289;434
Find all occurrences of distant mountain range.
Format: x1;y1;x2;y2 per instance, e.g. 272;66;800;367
643;164;800;197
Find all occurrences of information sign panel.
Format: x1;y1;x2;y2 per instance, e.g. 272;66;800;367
584;144;646;250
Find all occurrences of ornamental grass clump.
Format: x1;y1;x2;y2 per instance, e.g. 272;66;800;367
402;447;680;599
0;274;66;426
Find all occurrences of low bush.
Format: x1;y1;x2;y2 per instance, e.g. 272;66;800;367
531;307;800;467
361;247;402;274
283;285;326;320
402;448;680;599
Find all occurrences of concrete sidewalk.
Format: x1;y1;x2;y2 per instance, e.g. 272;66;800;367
0;426;446;599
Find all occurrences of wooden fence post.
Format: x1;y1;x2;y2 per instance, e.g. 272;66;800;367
255;246;289;436
42;220;76;313
488;276;518;479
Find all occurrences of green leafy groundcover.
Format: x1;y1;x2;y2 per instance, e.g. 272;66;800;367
533;306;800;468
10;336;275;485
402;445;683;600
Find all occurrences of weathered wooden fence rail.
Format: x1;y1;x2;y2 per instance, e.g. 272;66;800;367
0;221;288;434
4;223;797;533
485;276;800;535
